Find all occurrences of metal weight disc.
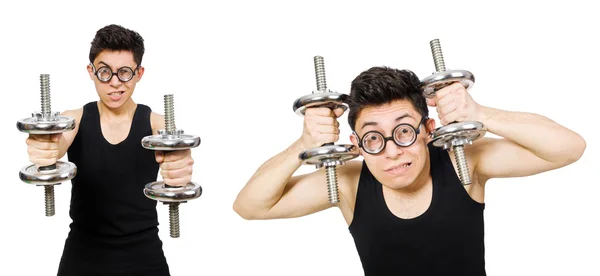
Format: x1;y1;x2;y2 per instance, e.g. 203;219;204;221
421;70;475;98
142;133;201;150
299;144;359;167
431;121;486;149
19;161;77;185
293;92;349;116
17;115;76;134
144;181;202;202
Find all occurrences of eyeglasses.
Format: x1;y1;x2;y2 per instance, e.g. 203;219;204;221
354;116;428;155
91;63;139;83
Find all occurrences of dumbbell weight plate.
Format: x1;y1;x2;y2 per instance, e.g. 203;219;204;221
293;92;349;116
141;132;201;151
144;181;202;202
430;121;486;149
421;70;475;98
17;114;76;134
299;144;359;167
19;161;77;185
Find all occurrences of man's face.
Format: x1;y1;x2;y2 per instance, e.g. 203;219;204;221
350;99;436;190
87;50;144;109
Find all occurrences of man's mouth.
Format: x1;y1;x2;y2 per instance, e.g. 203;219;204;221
385;162;412;172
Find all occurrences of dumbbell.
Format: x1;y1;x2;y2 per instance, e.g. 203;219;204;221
293;56;360;205
142;94;202;238
16;74;77;216
420;39;486;186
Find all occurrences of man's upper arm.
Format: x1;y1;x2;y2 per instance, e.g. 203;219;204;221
150;112;165;135
59;108;82;158
472;137;560;180
264;160;362;219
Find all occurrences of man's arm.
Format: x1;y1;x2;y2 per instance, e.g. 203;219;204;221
150;112;165;135
429;82;586;181
233;138;361;220
233;107;361;221
472;107;586;180
57;108;83;159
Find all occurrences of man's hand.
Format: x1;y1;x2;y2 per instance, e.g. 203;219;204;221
155;150;194;187
426;82;483;125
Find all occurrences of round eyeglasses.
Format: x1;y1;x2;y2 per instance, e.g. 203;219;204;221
91;64;139;83
355;116;428;155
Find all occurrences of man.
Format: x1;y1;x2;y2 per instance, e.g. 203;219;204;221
26;24;194;276
233;66;586;275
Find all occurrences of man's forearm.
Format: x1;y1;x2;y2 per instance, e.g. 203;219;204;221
478;106;586;163
233;139;307;219
58;136;70;160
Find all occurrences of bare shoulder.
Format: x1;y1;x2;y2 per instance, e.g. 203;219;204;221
470;136;501;151
61;108;83;122
446;137;496;203
462;136;498;165
58;107;84;152
336;160;364;222
450;136;499;170
150;112;165;135
61;108;83;133
338;160;364;196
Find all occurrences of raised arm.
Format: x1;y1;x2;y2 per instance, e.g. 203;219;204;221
233;107;361;221
428;83;586;181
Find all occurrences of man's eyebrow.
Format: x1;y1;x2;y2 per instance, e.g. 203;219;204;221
395;114;414;122
97;61;111;67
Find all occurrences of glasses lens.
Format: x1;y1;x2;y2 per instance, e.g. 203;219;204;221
362;131;385;154
118;67;134;82
394;125;416;146
97;67;112;82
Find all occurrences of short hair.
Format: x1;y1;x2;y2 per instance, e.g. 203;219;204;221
89;24;145;66
348;67;428;131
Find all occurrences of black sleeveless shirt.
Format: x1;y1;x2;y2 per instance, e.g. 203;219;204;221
349;143;486;276
58;102;170;276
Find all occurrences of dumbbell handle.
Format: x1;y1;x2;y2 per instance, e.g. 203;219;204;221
162;94;179;189
429;39;474;186
39;164;57;171
31;133;58;171
36;162;58;217
430;40;461;126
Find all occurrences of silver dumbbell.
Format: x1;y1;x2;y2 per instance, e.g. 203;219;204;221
142;94;202;238
293;56;359;205
17;74;77;216
421;39;486;186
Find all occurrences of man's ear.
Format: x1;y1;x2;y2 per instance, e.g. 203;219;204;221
425;118;436;141
349;132;362;156
135;66;145;81
87;64;95;80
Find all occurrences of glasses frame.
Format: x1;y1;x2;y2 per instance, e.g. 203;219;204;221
90;63;139;83
354;116;429;155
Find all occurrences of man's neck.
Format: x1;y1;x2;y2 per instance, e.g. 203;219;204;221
97;99;137;121
385;156;433;198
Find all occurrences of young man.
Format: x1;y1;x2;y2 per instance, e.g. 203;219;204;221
26;24;194;276
233;66;586;275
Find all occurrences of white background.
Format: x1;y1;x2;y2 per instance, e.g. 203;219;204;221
0;1;598;275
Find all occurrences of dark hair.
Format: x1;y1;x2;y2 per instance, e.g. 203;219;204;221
347;66;428;131
89;24;145;66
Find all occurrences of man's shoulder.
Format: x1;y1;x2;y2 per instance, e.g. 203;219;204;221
338;160;364;191
62;107;84;121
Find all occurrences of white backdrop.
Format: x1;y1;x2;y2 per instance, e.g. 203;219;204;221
0;1;598;275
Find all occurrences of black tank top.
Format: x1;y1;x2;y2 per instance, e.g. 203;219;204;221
58;102;170;276
349;143;485;276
